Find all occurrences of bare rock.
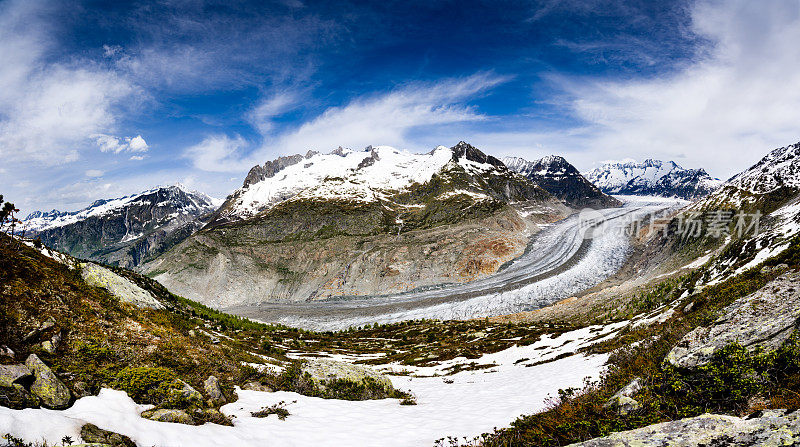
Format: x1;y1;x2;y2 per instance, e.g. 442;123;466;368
25;353;71;409
568;409;800;446
203;375;226;405
667;271;800;369
0;383;40;409
141;408;194;425
80;423;136;447
604;377;643;416
0;364;31;387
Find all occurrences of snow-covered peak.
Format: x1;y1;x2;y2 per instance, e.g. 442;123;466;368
583;159;721;200
24;186;221;233
724;142;800;194
502;155;578;177
222;143;507;220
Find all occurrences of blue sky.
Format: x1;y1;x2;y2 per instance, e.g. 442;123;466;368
2;0;800;212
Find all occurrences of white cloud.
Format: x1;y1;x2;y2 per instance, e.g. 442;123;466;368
129;155;145;161
93;134;149;153
85;169;104;178
529;0;800;178
0;0;140;165
185;73;509;172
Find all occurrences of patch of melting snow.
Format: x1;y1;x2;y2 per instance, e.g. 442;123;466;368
0;350;609;447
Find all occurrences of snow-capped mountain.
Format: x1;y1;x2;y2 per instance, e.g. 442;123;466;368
583;159;721;200
210;141;551;225
503;155;621;209
25;185;221;268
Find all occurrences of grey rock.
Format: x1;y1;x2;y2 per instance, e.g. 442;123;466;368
25;353;72;409
302;358;393;391
0;364;31;387
604;378;643;416
203;375;226;405
80;423;136;447
241;382;273;393
667;271;800;369
41;340;55;354
141;408;194;425
568;410;800;446
81;263;163;309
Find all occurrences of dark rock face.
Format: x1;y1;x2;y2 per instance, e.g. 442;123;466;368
80;423;136;447
451;141;505;169
25;186;219;268
243;154;306;188
503;155;622;209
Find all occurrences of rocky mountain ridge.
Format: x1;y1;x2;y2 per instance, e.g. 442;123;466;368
583;159;721;200
503;155;621;208
24;185;221;268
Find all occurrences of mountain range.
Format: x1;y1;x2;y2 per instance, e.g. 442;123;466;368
583;159;722;200
24;185;220;268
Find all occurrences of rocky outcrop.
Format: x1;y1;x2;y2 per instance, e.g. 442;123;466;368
569;409;800;446
0;364;31;387
25;354;71;409
667;271;800;369
81;263;163;309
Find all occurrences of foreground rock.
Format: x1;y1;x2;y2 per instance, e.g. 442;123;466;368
569;410;800;446
80;423;136;447
141;408;194;425
667;271;800;368
25;354;71;409
204;375;226;405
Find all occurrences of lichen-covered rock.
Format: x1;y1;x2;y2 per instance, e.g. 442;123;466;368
81;262;163;309
568;409;800;446
604;377;643;416
80;423;136;447
141;408;195;425
0;364;31;387
0;383;40;409
25;354;71;409
667;271;800;369
203;375;226;405
302;358;394;391
175;380;204;406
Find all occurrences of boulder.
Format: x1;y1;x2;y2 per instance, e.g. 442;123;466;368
203;375;226;405
0;364;31;387
80;423;136;447
302;358;394;391
175;380;204;406
141;408;194;425
603;377;643;416
568;410;800;446
667;271;800;369
25;353;72;409
0;383;40;409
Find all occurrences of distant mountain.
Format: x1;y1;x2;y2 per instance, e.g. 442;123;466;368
502;155;621;209
145;142;568;308
583;159;722;200
25;185;221;268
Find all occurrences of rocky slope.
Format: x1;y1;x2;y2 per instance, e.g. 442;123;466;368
24;185;221;268
145;142;567;307
503;155;621;209
583;159;721;200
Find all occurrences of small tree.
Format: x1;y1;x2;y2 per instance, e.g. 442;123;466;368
0;194;23;245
